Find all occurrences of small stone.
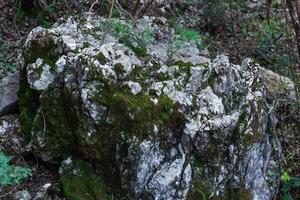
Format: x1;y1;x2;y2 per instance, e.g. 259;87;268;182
14;191;31;200
126;81;142;95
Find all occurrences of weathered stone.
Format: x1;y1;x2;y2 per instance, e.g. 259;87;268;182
13;190;31;200
19;14;282;200
258;66;296;99
0;72;20;117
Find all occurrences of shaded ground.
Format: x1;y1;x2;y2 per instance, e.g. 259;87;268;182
0;115;62;199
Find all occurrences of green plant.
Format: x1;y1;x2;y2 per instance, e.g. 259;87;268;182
0;151;31;186
0;38;18;79
0;51;17;74
281;171;291;182
110;20;133;38
174;24;201;42
167;24;206;60
106;19;154;57
249;18;294;77
15;0;55;28
281;176;300;200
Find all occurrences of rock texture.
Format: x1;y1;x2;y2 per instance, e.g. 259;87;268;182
0;72;19;117
19;14;281;199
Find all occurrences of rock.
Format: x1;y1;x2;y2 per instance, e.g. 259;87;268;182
126;81;142;95
258;66;296;100
19;14;282;200
33;183;52;200
0;72;20;117
13;190;31;200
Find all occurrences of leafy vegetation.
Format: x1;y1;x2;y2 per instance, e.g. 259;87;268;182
281;173;300;200
0;37;18;78
0;151;31;186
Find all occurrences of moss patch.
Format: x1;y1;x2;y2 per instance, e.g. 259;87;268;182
96;52;107;65
31;85;80;158
23;34;58;66
60;159;110;200
18;68;41;143
119;37;147;58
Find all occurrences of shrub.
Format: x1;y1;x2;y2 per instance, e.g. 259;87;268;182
248;18;294;77
0;151;31;186
281;175;300;200
167;24;206;60
105;19;154;57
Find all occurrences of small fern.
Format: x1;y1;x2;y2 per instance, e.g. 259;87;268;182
0;151;31;186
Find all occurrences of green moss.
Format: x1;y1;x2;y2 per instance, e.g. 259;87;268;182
167;61;195;84
18;68;41;143
114;63;125;75
83;41;90;48
83;62;180;139
156;73;171;82
231;111;247;143
23;34;58;65
119;37;148;58
200;62;210;68
96;52;107;65
222;188;253;200
127;66;152;88
188;158;211;200
60;159;110;200
30;86;80;158
173;60;194;68
206;71;217;88
92;88;177;139
188;161;253;200
243;131;262;146
188;179;210;200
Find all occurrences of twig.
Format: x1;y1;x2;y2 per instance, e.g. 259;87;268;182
89;0;99;13
99;0;115;45
115;0;135;22
137;0;155;19
0;185;18;198
40;107;47;138
109;0;115;18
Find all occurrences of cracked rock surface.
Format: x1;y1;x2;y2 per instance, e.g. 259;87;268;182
19;14;283;199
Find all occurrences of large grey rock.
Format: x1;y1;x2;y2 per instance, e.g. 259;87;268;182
258;66;296;99
0;72;20;117
19;14;282;200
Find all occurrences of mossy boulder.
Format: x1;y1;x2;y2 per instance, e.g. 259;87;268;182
19;14;281;199
59;157;110;200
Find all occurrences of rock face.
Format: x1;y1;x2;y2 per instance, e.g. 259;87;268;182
0;72;19;117
19;14;281;199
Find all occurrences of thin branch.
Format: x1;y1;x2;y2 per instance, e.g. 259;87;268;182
109;0;115;18
137;0;155;19
115;0;135;22
89;0;99;13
